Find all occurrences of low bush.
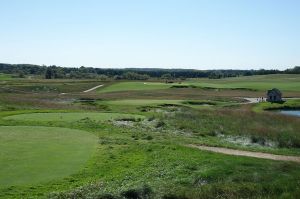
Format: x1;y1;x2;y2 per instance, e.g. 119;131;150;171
121;185;152;199
156;120;166;128
182;101;216;106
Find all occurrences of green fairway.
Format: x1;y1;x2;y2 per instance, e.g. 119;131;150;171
4;112;144;122
186;74;300;92
97;82;180;93
97;75;300;94
0;126;97;187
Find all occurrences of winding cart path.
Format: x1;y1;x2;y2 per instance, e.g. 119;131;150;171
189;144;300;163
83;84;103;92
241;97;300;104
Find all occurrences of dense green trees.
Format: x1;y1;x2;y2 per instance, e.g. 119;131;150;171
45;66;65;79
0;63;299;80
285;66;300;74
122;72;150;80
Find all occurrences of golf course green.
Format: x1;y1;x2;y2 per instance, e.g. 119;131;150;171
4;112;144;122
0;126;97;187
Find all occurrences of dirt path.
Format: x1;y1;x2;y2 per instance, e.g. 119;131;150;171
59;84;104;95
83;84;103;93
239;97;264;104
189;144;300;163
240;97;300;104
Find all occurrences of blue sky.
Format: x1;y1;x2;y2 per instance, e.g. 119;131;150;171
0;0;299;69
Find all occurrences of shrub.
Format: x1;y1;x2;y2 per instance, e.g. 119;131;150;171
147;116;155;121
121;185;152;199
116;117;139;122
251;136;266;145
144;135;153;140
182;101;216;106
156;120;165;128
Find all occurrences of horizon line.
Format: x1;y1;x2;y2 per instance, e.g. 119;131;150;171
1;62;298;71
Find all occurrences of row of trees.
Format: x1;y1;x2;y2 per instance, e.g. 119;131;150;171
0;63;299;80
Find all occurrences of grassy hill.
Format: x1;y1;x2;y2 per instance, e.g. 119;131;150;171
0;74;299;198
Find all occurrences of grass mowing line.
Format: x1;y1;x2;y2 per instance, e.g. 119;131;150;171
189;144;300;163
4;112;145;122
0;126;98;187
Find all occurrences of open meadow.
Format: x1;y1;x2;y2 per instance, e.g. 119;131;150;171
2;0;300;198
0;74;300;199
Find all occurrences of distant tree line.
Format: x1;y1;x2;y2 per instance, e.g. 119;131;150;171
0;63;299;80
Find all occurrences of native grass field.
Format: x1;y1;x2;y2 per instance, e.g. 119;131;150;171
0;74;300;199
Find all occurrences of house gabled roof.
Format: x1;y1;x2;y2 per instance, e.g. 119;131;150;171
267;88;282;95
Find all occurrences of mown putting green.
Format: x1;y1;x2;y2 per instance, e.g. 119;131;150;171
0;126;97;187
4;112;144;122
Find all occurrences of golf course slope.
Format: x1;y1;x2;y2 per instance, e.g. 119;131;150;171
0;126;97;187
4;112;144;122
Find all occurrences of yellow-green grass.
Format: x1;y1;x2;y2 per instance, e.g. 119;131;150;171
101;99;225;109
4;112;144;122
1;110;300;198
0;126;97;187
186;74;300;92
97;82;185;93
3;82;104;93
0;73;12;80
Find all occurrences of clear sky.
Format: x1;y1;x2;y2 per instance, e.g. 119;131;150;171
0;0;299;70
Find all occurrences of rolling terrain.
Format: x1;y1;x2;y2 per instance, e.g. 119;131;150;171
0;74;299;198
